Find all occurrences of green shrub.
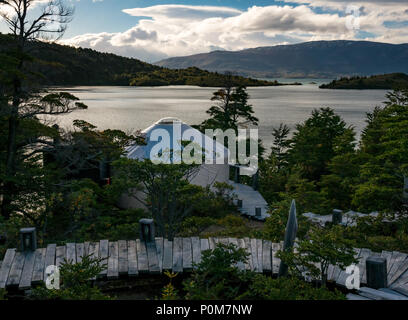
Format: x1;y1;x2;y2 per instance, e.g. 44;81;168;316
0;289;6;300
30;254;111;300
183;243;254;300
0;215;26;256
239;275;345;300
178;216;217;237
160;271;180;300
342;215;408;253
191;183;236;219
278;225;357;286
258;199;311;242
182;243;345;300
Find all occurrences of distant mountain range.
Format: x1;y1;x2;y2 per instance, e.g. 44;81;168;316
156;41;408;79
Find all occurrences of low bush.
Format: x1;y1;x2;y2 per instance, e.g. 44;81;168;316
30;254;111;300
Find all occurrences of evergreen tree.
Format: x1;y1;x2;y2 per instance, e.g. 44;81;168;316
353;89;408;213
288;108;352;182
199;78;258;132
271;123;291;170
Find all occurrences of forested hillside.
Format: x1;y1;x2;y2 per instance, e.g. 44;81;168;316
320;73;408;89
0;33;279;87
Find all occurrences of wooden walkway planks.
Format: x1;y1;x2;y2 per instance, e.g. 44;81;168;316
127;240;138;276
191;237;201;267
244;238;253;271
237;238;250;271
88;242;100;281
19;251;36;290
146;241;160;274
55;246;66;268
44;244;56;266
250;238;258;272
229;238;244;271
357;287;408;300
155;238;164;272
7;251;25;286
336;248;361;287
66;243;76;265
271;242;281;274
43;244;56;281
381;250;393;274
0;249;16;289
262;240;272;273
31;248;46;284
200;239;209;254
172;237;183;273
107;241;119;279
84;242;90;257
391;266;408;289
136;239;149;273
162;239;173;271
99;240;109;277
256;239;263;273
388;252;408;285
208;237;216;250
1;237;408;297
182;238;193;271
76;243;85;264
88;242;99;260
118;240;128;275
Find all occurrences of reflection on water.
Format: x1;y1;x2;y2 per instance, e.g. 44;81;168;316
49;84;388;150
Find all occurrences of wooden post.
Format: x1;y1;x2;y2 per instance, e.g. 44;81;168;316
19;227;37;252
237;199;243;208
366;256;387;289
279;200;298;277
332;209;343;225
139;219;155;242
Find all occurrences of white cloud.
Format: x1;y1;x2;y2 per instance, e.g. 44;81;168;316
123;5;242;20
60;3;408;63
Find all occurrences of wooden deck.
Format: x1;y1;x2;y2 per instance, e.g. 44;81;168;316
1;237;408;299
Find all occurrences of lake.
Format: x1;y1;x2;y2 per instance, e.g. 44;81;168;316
52;83;389;151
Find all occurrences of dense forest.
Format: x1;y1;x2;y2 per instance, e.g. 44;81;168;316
129;67;296;87
0;33;283;87
320;73;408;89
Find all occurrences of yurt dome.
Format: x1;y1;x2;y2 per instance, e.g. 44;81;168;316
126;118;229;166
119;118;231;210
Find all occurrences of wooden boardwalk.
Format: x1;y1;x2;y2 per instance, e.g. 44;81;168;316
1;237;408;299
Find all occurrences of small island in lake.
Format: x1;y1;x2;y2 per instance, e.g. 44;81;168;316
319;73;408;89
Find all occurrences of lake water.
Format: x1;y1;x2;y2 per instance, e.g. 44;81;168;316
53;83;389;151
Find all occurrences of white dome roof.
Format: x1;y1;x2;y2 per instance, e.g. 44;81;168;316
126;118;229;163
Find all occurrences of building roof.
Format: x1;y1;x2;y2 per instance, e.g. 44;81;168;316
126;118;229;163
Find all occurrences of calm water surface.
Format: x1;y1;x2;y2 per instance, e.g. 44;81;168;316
52;83;388;150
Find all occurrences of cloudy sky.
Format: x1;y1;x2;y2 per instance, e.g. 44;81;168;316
1;0;408;62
